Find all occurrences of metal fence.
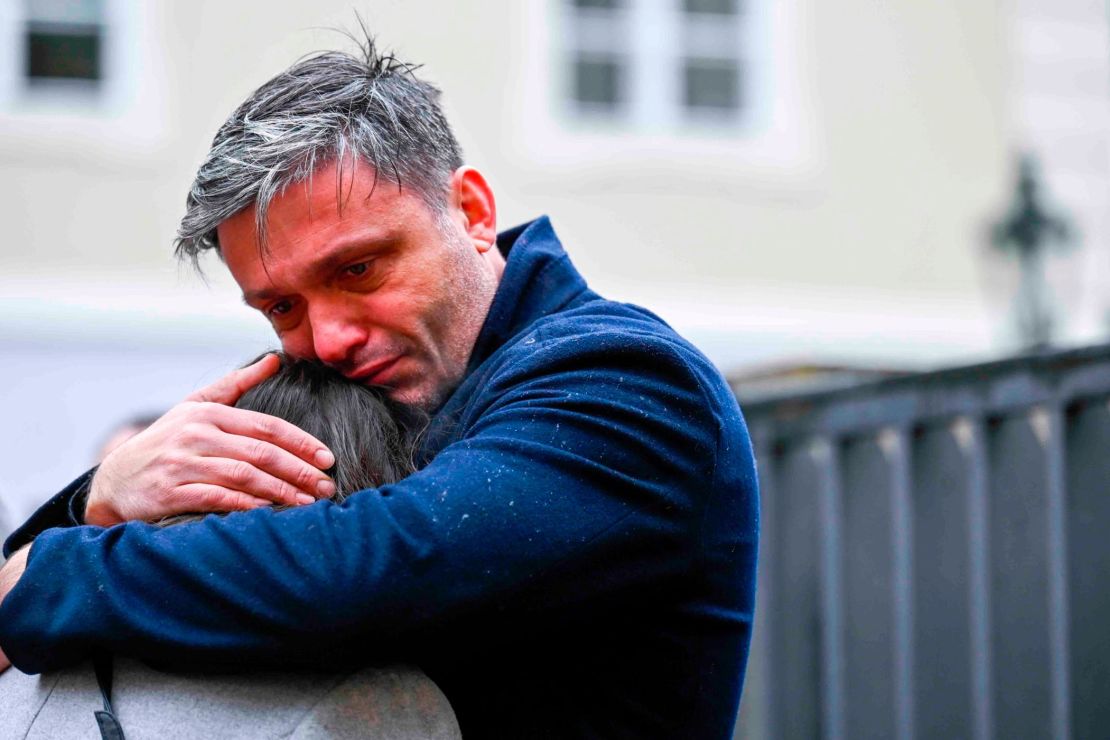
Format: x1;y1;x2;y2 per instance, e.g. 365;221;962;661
733;344;1110;740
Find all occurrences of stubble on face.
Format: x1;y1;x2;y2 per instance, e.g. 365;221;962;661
401;223;500;411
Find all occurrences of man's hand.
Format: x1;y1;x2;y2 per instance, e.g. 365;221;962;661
85;354;337;526
0;545;30;673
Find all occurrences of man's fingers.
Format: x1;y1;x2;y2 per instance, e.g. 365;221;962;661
196;456;325;507
186;354;281;405
89;359;339;523
202;434;336;501
175;484;277;514
203;404;336;470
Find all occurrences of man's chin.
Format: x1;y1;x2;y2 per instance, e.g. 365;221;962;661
386;376;461;414
381;380;436;413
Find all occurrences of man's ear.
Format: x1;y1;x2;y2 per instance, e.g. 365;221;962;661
449;167;497;253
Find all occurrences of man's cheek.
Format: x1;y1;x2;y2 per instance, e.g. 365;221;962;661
277;333;313;360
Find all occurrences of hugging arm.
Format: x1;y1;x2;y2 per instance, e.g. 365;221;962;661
0;333;753;673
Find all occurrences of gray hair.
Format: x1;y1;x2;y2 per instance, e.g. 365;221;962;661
175;36;464;264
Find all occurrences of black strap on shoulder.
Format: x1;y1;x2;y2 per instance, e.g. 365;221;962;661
93;655;126;740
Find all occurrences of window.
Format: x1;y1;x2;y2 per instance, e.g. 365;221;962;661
24;0;105;91
517;0;814;181
679;0;744;119
566;0;630;115
682;0;738;14
561;0;750;129
575;56;623;107
683;59;740;111
0;1;169;156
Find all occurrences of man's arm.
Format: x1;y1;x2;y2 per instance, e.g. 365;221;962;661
0;331;753;673
0;544;29;671
3;471;93;557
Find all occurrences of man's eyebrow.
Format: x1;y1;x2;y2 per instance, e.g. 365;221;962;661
312;233;397;273
240;233;397;306
241;289;278;306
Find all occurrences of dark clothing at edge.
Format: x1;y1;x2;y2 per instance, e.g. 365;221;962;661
2;217;759;739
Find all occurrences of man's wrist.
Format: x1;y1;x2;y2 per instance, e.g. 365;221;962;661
0;545;30;608
0;544;31;674
84;472;121;527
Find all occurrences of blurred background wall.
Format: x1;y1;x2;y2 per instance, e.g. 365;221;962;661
1;1;1108;524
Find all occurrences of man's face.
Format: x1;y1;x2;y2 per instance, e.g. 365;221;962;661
218;160;502;410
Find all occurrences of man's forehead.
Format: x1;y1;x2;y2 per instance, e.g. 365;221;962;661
218;160;416;249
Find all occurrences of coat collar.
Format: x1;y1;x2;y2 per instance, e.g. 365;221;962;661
465;216;590;375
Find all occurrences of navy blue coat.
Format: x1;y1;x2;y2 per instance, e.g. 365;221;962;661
2;217;759;739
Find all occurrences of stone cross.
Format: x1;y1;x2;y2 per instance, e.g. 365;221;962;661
989;155;1073;349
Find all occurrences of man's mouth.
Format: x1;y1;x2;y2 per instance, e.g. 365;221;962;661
348;356;403;386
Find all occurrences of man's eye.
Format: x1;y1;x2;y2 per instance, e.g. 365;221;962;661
267;300;293;317
345;262;371;277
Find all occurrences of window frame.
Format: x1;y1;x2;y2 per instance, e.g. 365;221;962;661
0;0;168;158
559;0;754;131
23;0;108;90
509;0;820;188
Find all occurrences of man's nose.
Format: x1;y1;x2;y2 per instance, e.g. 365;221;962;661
308;308;368;366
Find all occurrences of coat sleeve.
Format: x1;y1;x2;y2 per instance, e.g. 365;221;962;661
3;470;93;558
0;330;735;674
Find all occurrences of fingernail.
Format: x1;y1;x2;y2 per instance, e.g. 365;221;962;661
316;479;337;498
296;493;316;506
315;449;335;468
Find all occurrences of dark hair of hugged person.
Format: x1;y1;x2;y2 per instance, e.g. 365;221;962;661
160;353;423;526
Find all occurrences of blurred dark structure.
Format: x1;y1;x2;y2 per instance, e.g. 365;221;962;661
736;343;1110;740
989;155;1074;350
23;0;104;90
731;362;911;404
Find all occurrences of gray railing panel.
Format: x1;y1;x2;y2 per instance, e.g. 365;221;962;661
816;438;845;740
736;345;1110;740
841;435;897;740
1064;400;1110;740
741;346;1110;443
885;428;915;740
1043;407;1070;740
987;413;1052;740
773;442;825;740
911;424;974;740
733;430;776;740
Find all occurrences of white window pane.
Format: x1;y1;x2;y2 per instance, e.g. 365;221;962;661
25;0;102;26
571;13;630;55
683;15;742;58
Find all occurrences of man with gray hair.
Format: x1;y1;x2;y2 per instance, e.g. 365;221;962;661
0;38;759;739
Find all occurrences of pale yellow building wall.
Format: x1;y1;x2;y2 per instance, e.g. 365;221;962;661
1;0;1103;370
